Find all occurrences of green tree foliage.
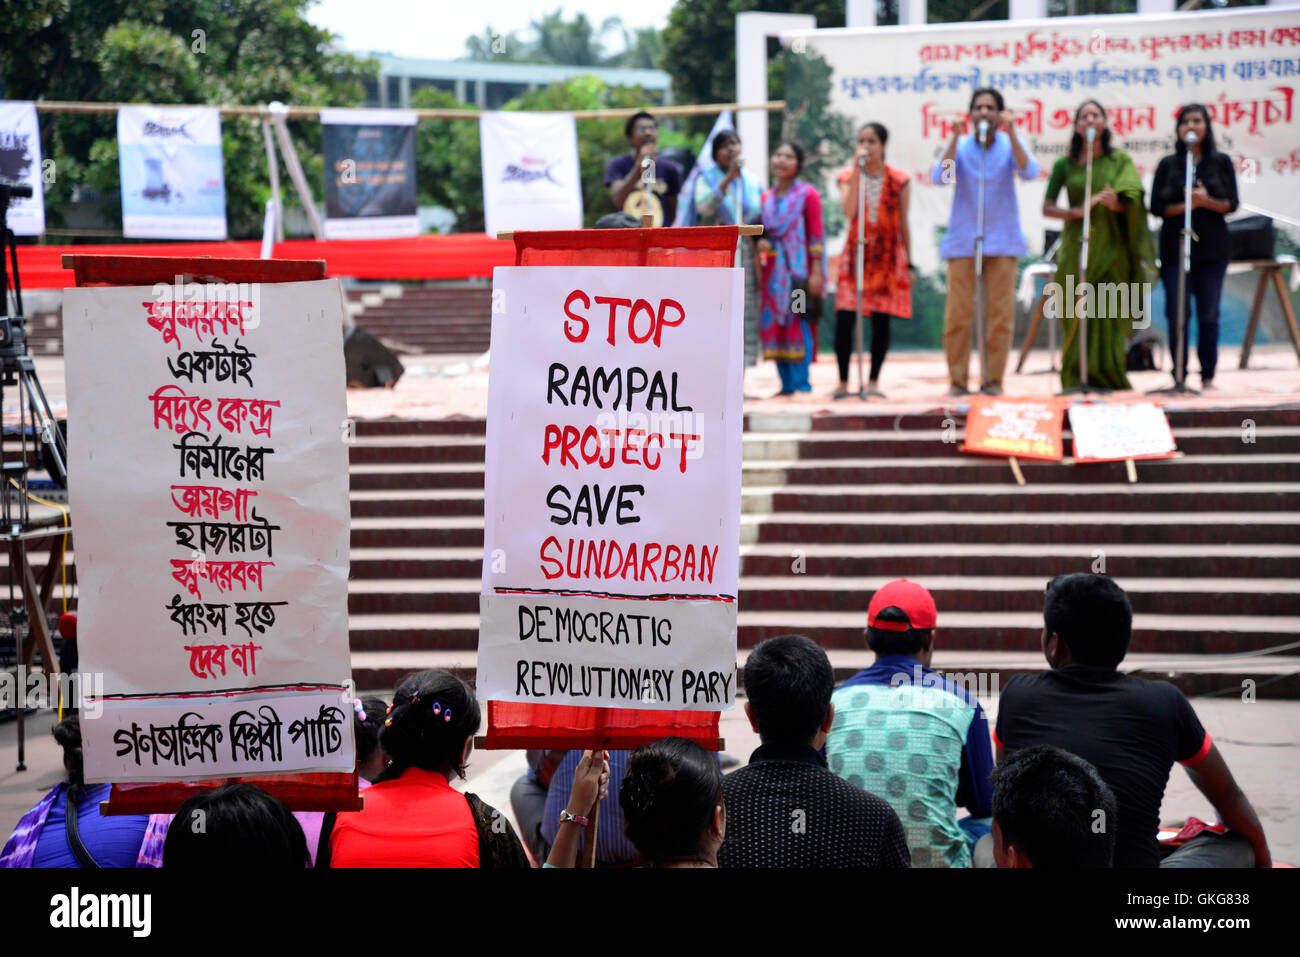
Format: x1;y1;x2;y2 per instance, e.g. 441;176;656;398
464;10;663;70
0;0;375;239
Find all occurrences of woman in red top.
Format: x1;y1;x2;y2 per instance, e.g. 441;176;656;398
322;670;529;868
833;122;913;399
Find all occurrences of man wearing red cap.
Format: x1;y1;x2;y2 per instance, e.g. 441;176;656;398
826;579;994;868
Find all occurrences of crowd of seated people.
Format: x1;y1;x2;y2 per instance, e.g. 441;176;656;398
2;574;1272;869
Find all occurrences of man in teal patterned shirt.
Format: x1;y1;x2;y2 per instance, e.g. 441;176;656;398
826;579;994;867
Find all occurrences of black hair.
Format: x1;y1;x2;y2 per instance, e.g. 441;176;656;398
742;634;834;747
52;715;86;804
163;783;309;868
354;695;387;767
1174;103;1217;159
376;670;480;782
625;110;656;140
620;737;724;862
711;129;740;165
858;122;889;148
776;140;806;174
968;87;1005;114
866;605;931;656
1067;99;1114;164
1044;573;1133;668
991;744;1118;868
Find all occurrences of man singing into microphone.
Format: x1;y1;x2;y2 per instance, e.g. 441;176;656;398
932;88;1040;397
605;111;683;228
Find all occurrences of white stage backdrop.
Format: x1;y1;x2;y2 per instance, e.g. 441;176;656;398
786;7;1300;270
480;111;583;235
117;105;228;239
478;265;743;711
0;101;45;236
63;279;354;781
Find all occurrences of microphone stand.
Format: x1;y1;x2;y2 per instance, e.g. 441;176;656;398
1150;136;1200;396
974;123;989;393
1061;128;1107;395
851;154;867;399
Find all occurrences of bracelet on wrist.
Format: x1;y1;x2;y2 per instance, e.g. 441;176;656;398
559;809;589;827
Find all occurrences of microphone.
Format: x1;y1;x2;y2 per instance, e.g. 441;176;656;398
1085;126;1097;145
977;119;989;144
1184;131;1198;146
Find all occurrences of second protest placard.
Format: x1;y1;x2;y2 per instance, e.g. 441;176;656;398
478;265;743;711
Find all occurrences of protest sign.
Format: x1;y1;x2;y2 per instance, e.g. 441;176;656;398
63;276;354;782
1068;400;1178;462
962;395;1066;461
321;108;419;239
117;105;227;239
480;111;583;235
477;264;743;711
0;101;45;235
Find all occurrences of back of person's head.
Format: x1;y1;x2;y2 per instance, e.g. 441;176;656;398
621;737;724;863
594;212;641;229
353;695;387;769
52;715;86;804
163;783;308;868
1044;573;1132;667
991;745;1118;868
378;670;480;780
743;634;834;747
865;578;937;656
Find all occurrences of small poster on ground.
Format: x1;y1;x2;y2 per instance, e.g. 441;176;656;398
962;395;1066;461
1068;400;1178;462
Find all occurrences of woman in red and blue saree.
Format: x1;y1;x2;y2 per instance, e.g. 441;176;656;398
692;130;764;369
759;141;826;396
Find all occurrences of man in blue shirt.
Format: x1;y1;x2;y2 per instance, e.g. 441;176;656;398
930;88;1040;397
826;579;994;867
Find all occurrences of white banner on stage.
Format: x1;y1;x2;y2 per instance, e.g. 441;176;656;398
787;8;1300;269
0;101;45;236
63;279;353;781
117;105;227;239
479;265;743;711
480;112;583;235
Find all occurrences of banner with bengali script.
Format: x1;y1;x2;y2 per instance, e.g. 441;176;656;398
786;7;1300;271
321;108;420;240
962;395;1066;461
117;105;227;240
1068;400;1178;463
477;264;743;711
0;101;45;236
480;111;583;235
63;279;354;782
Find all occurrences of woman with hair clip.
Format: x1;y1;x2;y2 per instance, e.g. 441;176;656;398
1043;99;1157;391
1;716;171;867
1149;103;1239;389
320;670;529;867
832;122;912;398
759;139;826;396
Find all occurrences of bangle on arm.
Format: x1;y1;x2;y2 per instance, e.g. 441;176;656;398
559;809;588;828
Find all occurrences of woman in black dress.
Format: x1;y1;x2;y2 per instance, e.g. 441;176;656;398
1149;103;1239;389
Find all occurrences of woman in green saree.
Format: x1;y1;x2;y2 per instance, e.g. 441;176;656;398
1043;100;1157;391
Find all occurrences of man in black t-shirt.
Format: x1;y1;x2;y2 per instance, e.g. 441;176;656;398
718;634;911;868
604;111;682;228
995;574;1270;868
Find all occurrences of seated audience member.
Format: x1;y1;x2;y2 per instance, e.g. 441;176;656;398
295;695;388;865
996;573;1271;868
542;750;611;868
827;579;993;867
620;737;726;868
321;670;529;868
164;783;308;868
988;744;1118;868
718;634;910;868
1;716;171;868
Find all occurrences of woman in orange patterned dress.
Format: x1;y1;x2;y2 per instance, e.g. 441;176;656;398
833;122;913;399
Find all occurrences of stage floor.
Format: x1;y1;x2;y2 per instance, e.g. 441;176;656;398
16;344;1299;423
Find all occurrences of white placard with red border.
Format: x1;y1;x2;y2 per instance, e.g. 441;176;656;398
1068;400;1177;462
